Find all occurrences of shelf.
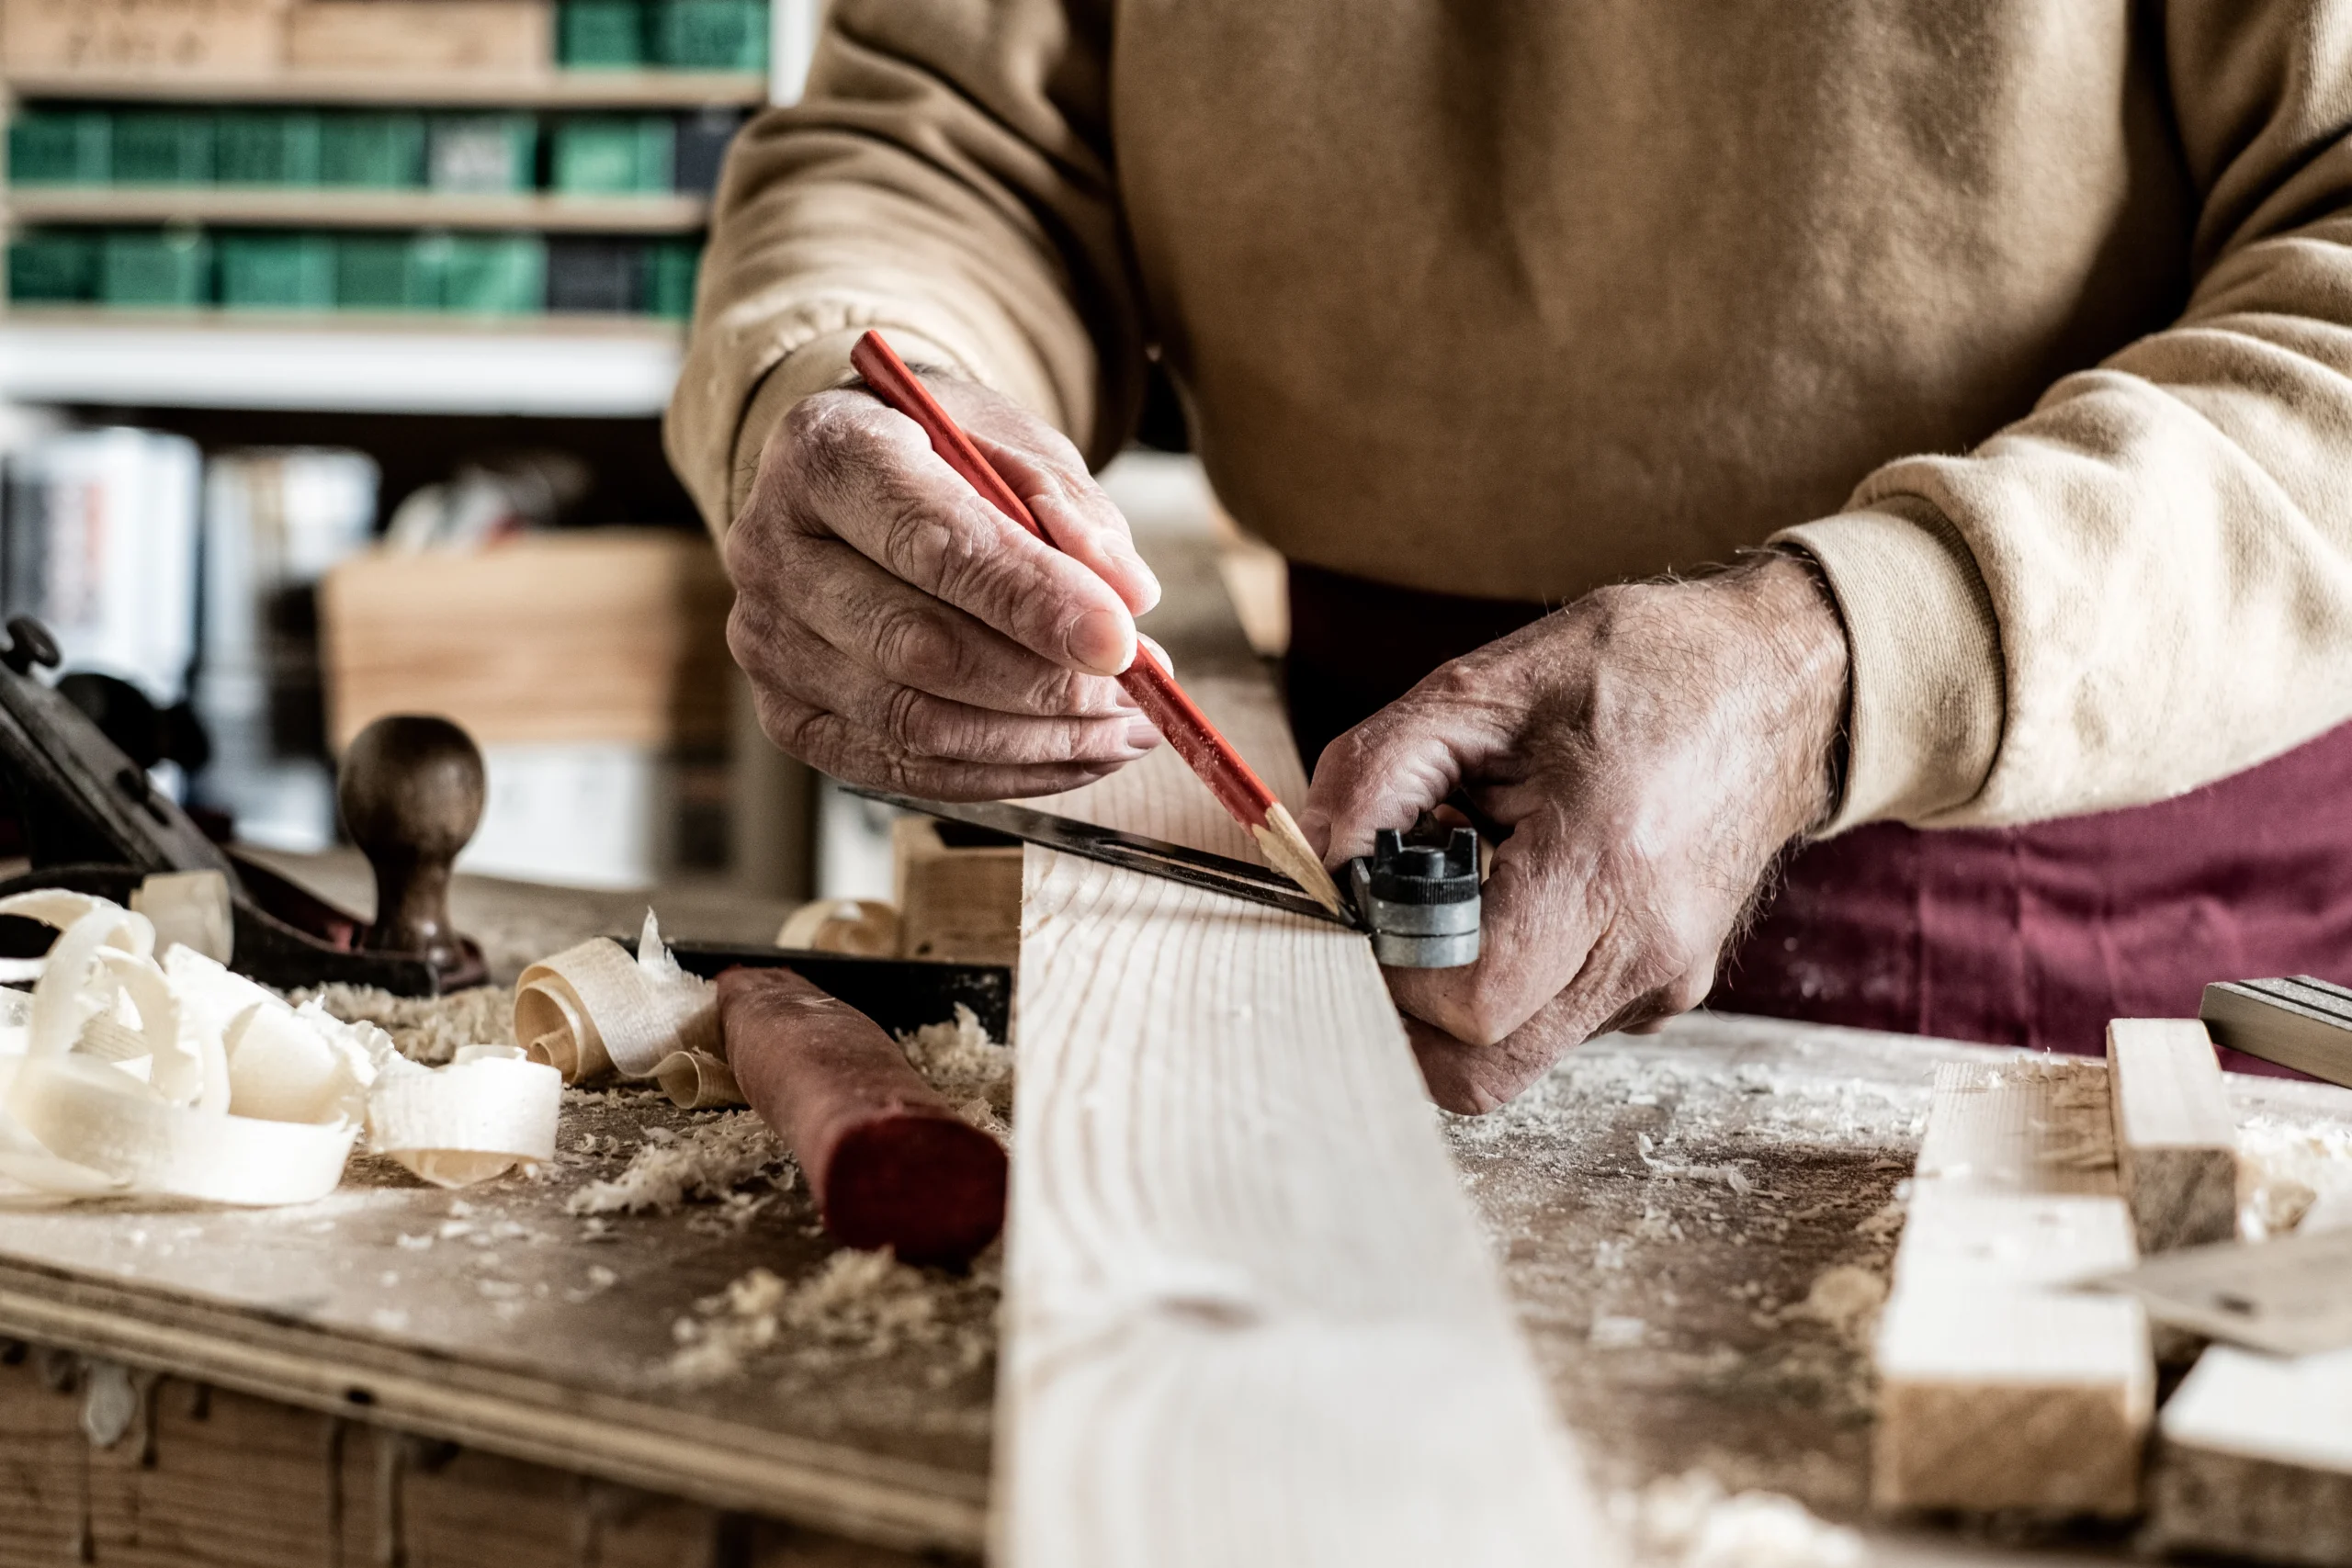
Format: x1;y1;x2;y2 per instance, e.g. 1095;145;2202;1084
0;70;768;109
5;187;711;233
0;310;684;415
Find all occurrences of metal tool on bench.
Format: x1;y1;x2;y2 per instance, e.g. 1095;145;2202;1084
849;789;1483;968
0;615;487;995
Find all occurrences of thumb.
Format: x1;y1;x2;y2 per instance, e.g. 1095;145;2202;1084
1299;682;1513;863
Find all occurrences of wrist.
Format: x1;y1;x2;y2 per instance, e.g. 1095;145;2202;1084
1717;550;1852;836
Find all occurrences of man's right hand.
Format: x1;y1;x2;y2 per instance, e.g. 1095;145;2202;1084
726;374;1164;799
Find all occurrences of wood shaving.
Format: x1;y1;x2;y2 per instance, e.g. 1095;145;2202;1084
1613;1471;1867;1568
896;1004;1012;1140
667;1249;997;1387
564;1111;791;1216
298;983;516;1066
2236;1111;2352;1239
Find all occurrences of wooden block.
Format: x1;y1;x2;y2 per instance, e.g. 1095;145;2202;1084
2203;978;2352;1089
319;531;732;750
0;0;288;76
2107;1019;2240;1252
892;816;1020;967
2149;1345;2352;1566
1871;1058;2153;1517
286;0;551;73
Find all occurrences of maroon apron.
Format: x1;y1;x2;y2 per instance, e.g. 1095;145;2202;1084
1286;562;2350;1071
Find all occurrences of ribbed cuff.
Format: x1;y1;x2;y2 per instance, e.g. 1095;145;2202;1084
722;324;967;532
1771;497;2005;831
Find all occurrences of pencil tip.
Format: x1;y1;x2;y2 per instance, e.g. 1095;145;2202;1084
1255;805;1350;921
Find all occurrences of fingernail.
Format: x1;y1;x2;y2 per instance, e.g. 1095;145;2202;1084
1066;608;1133;674
1125;719;1161;751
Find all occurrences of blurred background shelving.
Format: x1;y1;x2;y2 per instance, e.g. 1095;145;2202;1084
0;0;827;897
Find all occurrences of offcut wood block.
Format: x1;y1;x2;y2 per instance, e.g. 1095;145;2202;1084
1;0;289;77
2148;1345;2352;1566
319;530;731;750
286;0;552;74
2106;1018;2239;1253
1871;1057;2154;1517
892;816;1021;967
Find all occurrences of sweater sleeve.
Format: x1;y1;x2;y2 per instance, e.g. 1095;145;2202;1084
1778;2;2352;831
662;0;1142;536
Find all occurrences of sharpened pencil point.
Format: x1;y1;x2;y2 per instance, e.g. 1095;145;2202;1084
1254;804;1350;922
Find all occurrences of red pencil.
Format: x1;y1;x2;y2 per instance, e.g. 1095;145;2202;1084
848;330;1346;919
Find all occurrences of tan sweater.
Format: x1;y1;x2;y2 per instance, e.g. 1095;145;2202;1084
667;1;2352;834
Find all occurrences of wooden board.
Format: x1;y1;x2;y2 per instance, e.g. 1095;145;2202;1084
319;530;733;751
0;67;768;106
1872;1059;2152;1516
997;543;1616;1565
2149;1345;2352;1566
2106;1019;2238;1252
6;188;711;234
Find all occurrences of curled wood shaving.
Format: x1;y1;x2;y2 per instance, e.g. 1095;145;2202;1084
0;886;557;1202
515;912;723;1105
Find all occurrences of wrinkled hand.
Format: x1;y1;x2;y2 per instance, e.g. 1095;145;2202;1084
727;373;1163;799
1299;554;1849;1112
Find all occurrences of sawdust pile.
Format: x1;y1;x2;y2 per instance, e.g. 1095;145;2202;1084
300;983;516;1066
1614;1471;1866;1568
669;1250;999;1387
566;1111;791;1216
898;1004;1013;1140
2236;1111;2352;1238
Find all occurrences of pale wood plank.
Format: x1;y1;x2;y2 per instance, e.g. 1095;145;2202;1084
1872;1059;2152;1517
998;540;1616;1565
2106;1019;2239;1252
2149;1345;2352;1566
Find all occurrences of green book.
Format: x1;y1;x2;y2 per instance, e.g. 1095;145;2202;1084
442;233;546;314
217;111;323;186
336;232;444;310
320;113;427;188
646;238;700;320
219;231;336;310
110;111;216;186
7;111;109;186
426;115;538;194
8;231;99;303
558;0;647;67
649;0;767;70
552;115;674;194
99;228;212;307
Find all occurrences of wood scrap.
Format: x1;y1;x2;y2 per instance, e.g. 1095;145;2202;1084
892;817;1021;966
2106;1018;2239;1251
717;966;1005;1267
1871;1057;2152;1516
2148;1345;2352;1566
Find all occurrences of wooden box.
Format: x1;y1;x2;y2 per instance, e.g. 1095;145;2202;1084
1;0;289;76
286;0;552;74
892;816;1021;966
319;529;732;750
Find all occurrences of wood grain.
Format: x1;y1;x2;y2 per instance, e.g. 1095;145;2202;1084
998;548;1615;1564
2149;1344;2352;1566
319;531;733;750
2105;1019;2239;1253
1872;1058;2153;1517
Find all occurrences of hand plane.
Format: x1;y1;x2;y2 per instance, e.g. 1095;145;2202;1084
0;615;487;996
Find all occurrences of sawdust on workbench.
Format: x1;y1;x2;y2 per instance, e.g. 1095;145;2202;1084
1613;1469;1866;1568
669;1248;1000;1389
898;1004;1014;1141
2236;1111;2352;1237
298;982;517;1066
566;1110;793;1223
1444;1032;1924;1520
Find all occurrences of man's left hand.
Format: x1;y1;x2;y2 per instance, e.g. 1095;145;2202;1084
1298;553;1850;1112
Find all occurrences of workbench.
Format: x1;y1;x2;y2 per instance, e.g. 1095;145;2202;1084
1;536;2346;1566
